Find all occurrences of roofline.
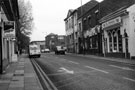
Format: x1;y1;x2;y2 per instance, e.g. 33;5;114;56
99;6;129;23
64;9;77;21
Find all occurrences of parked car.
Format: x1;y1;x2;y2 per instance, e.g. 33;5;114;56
55;46;65;55
44;48;50;53
41;49;45;53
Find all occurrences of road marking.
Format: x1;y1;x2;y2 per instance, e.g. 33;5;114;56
123;77;135;82
68;61;79;64
109;65;134;71
58;67;74;74
85;66;109;74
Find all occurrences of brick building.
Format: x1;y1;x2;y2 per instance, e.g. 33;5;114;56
45;33;66;51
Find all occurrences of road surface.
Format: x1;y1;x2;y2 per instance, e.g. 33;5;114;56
34;52;135;90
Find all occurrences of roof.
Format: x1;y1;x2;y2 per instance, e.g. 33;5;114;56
64;0;99;21
64;9;75;21
99;6;128;23
99;0;135;19
77;0;99;19
2;0;19;21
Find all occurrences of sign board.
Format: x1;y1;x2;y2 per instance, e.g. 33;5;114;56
102;17;121;29
4;21;15;38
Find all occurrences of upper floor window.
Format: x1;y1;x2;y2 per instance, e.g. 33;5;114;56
88;15;91;27
83;18;87;30
79;22;82;31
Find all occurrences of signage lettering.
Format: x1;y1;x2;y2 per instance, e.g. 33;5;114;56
102;17;121;29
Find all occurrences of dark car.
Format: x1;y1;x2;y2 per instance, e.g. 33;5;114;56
55;46;65;55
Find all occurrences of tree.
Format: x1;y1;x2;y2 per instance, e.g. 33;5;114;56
18;0;34;35
17;0;34;53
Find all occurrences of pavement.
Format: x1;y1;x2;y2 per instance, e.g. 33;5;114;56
0;54;43;90
0;53;135;90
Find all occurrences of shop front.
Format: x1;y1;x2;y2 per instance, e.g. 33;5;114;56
102;17;130;58
84;25;101;55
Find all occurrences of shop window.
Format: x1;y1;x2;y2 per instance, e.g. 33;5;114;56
108;33;112;52
113;32;117;51
118;30;123;52
92;36;95;48
90;35;98;49
89;37;92;48
108;28;122;53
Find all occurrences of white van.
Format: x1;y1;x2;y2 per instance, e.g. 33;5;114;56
28;44;41;58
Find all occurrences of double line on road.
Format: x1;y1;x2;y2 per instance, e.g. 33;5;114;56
31;59;58;90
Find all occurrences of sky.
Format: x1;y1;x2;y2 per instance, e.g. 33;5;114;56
29;0;103;41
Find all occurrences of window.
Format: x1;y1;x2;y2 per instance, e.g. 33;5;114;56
51;36;54;38
118;30;123;52
108;28;122;53
108;32;112;52
79;23;81;31
83;18;87;30
90;37;92;48
88;15;91;27
113;32;117;51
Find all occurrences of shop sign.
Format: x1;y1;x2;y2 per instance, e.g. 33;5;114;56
4;21;15;38
102;17;121;29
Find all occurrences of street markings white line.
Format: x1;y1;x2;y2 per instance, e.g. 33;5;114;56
123;77;135;82
85;66;109;74
58;67;74;74
109;65;134;71
68;61;79;64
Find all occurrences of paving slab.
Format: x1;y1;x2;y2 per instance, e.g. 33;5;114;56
0;55;43;90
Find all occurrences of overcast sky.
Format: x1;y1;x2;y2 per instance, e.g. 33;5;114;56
29;0;103;41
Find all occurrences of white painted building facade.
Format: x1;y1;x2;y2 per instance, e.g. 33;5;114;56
1;5;17;71
101;4;135;58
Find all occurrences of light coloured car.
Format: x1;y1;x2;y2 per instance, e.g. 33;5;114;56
44;48;50;53
55;46;65;55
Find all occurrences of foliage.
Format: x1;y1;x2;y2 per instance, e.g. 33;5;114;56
18;0;34;36
17;0;34;52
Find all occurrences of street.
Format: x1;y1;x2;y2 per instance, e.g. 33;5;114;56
33;52;135;90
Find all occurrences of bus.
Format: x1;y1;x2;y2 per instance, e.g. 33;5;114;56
28;44;41;58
